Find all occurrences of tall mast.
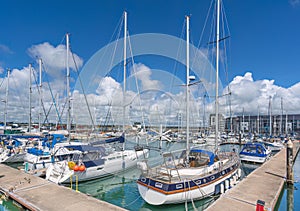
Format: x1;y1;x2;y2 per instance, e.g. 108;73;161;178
269;96;272;137
4;69;10;131
66;33;71;136
215;0;220;152
29;64;32;133
285;113;288;135
186;15;190;154
257;106;260;135
39;58;42;131
280;97;283;135
122;11;127;150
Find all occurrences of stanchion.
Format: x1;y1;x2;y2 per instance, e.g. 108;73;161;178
70;175;73;190
75;175;79;192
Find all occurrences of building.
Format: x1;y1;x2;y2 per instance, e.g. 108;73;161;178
209;114;225;132
225;114;300;136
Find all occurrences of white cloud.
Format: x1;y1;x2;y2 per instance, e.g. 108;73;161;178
219;72;299;116
95;76;122;102
131;63;163;91
27;42;83;79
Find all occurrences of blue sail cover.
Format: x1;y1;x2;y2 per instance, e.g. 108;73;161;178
91;134;125;145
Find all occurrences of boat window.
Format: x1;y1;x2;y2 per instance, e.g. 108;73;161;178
108;157;115;160
195;180;201;185
39;157;49;161
257;146;263;154
155;182;163;188
176;184;183;189
244;145;256;154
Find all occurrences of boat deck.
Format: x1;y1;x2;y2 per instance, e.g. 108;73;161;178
0;164;126;211
206;140;300;211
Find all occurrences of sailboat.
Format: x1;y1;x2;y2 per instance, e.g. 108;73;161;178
136;1;241;205
46;13;149;184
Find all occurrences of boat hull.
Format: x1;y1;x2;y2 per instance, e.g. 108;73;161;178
47;149;149;184
239;154;268;163
137;164;241;205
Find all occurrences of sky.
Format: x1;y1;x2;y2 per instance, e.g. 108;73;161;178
0;0;300;127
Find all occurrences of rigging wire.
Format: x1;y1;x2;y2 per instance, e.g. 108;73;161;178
41;62;63;126
127;31;147;131
71;49;95;131
31;63;50;123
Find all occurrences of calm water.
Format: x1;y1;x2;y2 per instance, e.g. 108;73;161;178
1;142;298;211
276;150;300;211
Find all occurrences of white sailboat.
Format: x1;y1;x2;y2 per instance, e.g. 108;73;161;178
46;13;149;184
136;1;241;205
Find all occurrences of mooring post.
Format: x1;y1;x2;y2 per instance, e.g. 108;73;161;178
286;138;294;185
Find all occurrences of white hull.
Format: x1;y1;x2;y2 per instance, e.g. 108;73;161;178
239;154;268;163
138;168;240;205
47;149;149;184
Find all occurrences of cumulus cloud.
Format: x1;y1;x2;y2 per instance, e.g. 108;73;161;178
219;72;299;116
131;63;163;91
27;42;83;79
96;76;122;101
0;40;86;124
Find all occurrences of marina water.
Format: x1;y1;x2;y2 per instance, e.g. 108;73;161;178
1;142;299;210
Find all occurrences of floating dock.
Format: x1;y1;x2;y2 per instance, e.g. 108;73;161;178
0;164;126;211
206;140;300;211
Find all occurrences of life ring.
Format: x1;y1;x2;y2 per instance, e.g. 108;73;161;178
68;161;76;170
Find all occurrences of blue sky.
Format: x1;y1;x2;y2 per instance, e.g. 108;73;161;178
1;0;299;87
1;0;300;125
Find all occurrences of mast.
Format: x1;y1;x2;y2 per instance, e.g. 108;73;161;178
257;107;260;135
215;0;220;152
186;15;190;154
4;69;10;131
38;58;42;131
280;97;283;135
269;96;272;137
122;11;127;150
285;113;288;135
66;33;71;136
242;107;244;135
29;64;32;133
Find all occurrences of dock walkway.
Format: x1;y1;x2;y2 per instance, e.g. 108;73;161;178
0;164;126;211
206;141;300;211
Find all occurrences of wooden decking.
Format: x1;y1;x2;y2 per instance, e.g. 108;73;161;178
0;164;126;211
206;140;300;211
